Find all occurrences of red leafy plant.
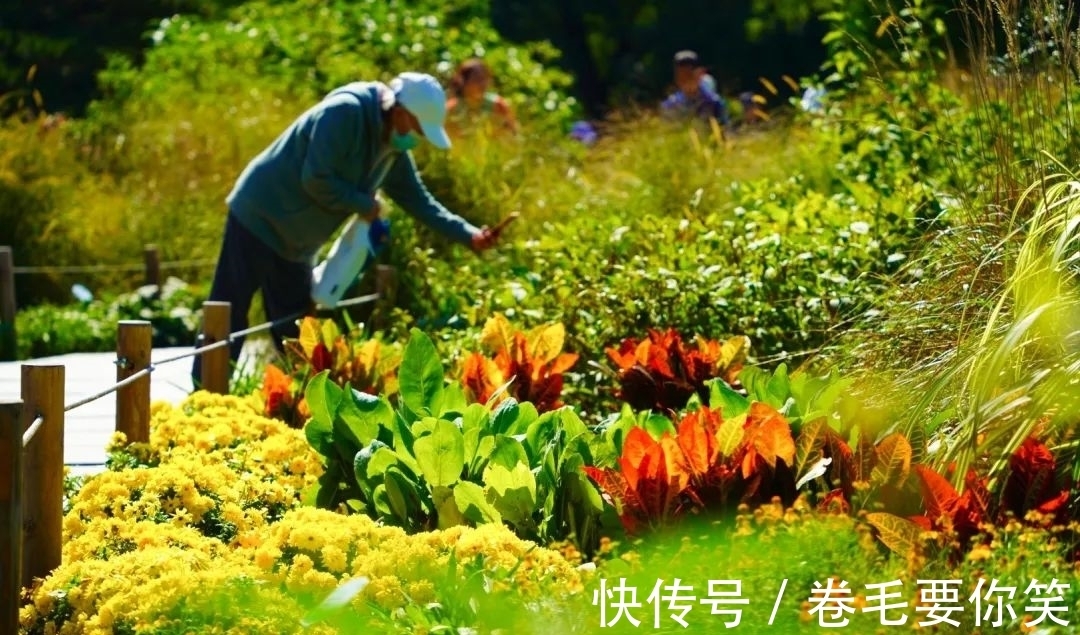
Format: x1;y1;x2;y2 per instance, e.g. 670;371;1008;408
605;329;750;413
259;316;400;427
806;430;1079;563
583;402;798;535
461;313;578;412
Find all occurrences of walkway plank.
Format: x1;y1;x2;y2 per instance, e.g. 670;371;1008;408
0;345;267;476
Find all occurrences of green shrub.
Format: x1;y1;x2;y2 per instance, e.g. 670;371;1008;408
15;277;206;359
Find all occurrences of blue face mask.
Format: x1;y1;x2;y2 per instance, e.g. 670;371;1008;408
390;130;420;152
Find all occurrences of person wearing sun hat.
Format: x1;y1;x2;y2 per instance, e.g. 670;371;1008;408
191;71;503;385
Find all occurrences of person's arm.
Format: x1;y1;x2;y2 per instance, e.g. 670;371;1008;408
713;95;730;126
300;94;379;218
660;93;682;119
381;151;481;246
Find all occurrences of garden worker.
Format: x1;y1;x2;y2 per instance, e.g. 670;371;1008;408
661;50;729;127
444;58;519;137
191;71;504;387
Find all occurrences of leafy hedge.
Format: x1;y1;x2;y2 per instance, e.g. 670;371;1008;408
15;277;206;359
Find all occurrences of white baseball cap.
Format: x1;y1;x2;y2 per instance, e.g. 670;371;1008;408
390;72;452;150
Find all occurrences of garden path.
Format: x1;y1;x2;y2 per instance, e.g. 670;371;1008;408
0;344;267;477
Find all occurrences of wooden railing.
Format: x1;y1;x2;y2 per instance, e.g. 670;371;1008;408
0;287;383;633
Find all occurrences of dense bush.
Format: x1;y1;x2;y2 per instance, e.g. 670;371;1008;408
15;277;206;359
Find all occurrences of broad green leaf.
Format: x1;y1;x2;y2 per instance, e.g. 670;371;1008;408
469;435;496;477
440;381;469;418
685;391;702;411
353;440;389;498
433;485;466;529
372;484;392;518
304;416;334;457
508;401;540;435
411;416;438;438
412;419;465;487
491;397;521;434
738;366;772;404
525;411;559;463
349;389;394;433
462;403;489;432
363;446;398;482
399;328;445;417
766;363;790;405
709;379;750;419
463;427;483;473
487;435;530;471
305;370;343;425
454;481;502;525
559;408;589;439
644;413;676;439
301;481;321;508
484;462;537;528
384;466;422;530
335;401;373;450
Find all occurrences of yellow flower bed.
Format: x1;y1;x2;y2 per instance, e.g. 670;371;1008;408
20;392;586;635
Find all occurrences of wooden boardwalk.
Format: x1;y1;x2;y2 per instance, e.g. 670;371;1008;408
0;345;267;477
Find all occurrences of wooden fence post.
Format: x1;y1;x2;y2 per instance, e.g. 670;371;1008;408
0;400;23;635
20;365;64;588
0;247;15;362
200;301;231;395
116;321;152;444
373;265;398;331
143;244;161;295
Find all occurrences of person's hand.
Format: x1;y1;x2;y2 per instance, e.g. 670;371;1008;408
471;226;498;252
361;198;382;223
470;212;519;252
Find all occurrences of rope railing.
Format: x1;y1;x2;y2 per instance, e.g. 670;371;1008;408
21;414;44;448
59;293;380;415
12;258;216;275
0;244;224;363
2;288;390;633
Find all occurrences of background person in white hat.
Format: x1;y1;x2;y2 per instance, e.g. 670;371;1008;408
191;71;503;385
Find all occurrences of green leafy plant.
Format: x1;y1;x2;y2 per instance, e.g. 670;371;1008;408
302;327;606;555
15;276;205;359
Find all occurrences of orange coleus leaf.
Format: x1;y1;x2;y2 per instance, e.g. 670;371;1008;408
818;488;850;514
582;466;644;535
462;352;504;405
262;363;293;416
1005;436;1058;514
620;427;689;519
674;406;722;480
605;338;640;371
263;363;291;396
546;352;579;377
740;402;796;479
529;375;566;412
913;464;959;522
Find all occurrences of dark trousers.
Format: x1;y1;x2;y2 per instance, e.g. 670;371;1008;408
191;213;312;389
